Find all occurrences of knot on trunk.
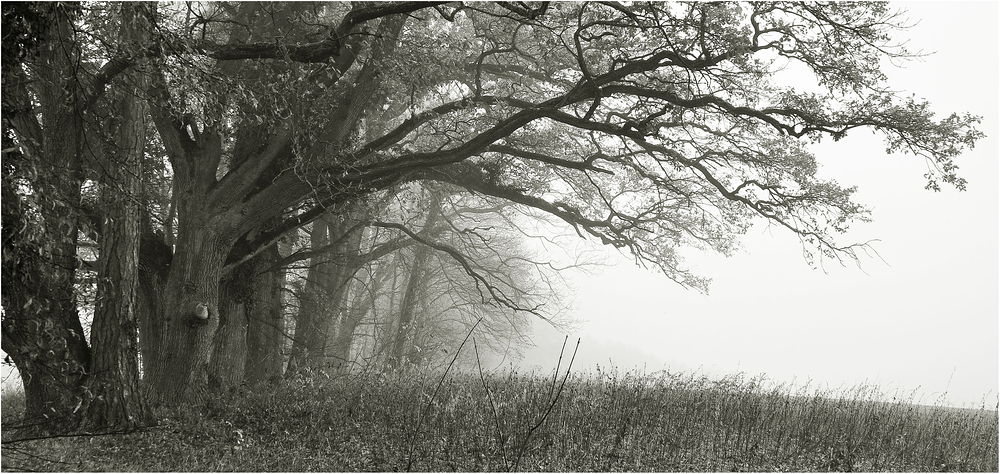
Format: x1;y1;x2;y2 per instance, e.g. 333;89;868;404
189;302;210;327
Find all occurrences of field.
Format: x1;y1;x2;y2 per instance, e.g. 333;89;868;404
2;366;997;472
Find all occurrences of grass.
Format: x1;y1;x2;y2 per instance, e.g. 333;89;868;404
2;366;997;472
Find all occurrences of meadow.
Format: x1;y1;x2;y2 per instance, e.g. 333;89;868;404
2;365;997;472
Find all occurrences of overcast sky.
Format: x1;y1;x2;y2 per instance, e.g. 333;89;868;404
519;1;999;409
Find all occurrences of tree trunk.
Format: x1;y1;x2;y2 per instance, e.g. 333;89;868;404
327;284;372;373
208;263;249;391
141;92;235;404
207;229;286;390
144;212;229;404
319;213;365;369
388;249;427;369
0;202;89;426
388;192;443;369
328;249;397;372
1;163;89;426
137;228;170;378
287;219;333;374
245;244;286;384
288;210;369;373
78;2;153;432
407;274;432;368
0;3;90;429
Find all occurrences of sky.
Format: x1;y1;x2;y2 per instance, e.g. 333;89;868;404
518;1;999;409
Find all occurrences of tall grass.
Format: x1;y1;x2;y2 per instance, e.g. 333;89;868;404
2;366;996;472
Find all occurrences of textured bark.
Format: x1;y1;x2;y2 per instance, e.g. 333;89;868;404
142;63;241;403
208;231;286;390
147;231;225;402
137;229;170;377
143;181;234;404
78;2;153;432
208;262;249;391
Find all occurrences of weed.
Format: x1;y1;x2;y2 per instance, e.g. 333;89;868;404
1;367;996;472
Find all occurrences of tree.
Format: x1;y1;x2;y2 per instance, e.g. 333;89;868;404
372;185;562;370
386;189;443;369
2;2;984;413
2;2;94;427
78;2;153;432
1;2;154;430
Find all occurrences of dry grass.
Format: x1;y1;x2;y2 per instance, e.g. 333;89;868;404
2;366;996;472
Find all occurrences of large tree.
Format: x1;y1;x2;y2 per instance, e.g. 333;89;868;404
3;2;100;428
2;2;156;430
2;1;983;414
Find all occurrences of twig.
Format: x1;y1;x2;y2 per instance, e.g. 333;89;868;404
476;337;510;470
512;337;580;471
548;335;569;401
405;317;482;471
2;443;83;470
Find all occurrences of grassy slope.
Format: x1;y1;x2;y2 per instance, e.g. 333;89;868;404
2;368;997;472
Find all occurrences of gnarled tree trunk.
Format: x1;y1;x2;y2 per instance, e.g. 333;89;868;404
209;262;250;391
149;218;232;403
209;235;287;390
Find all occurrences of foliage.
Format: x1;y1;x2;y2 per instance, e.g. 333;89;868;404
0;0;987;431
3;367;996;472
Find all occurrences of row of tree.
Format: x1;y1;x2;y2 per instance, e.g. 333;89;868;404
1;1;981;434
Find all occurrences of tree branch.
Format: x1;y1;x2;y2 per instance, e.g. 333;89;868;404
371;220;543;316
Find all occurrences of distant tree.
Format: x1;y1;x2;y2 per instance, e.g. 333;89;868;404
373;186;564;370
1;1;984;415
286;205;366;375
386;189;443;369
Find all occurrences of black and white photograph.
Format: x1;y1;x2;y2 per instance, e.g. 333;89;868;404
1;1;996;471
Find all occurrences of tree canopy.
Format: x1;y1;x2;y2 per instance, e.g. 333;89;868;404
128;1;980;287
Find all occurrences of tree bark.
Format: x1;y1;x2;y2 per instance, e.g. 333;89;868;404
210;225;291;389
137;228;170;379
208;262;249;391
318;212;365;367
78;2;153;432
144;204;232;404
